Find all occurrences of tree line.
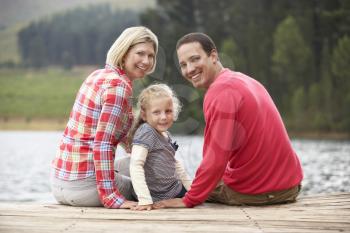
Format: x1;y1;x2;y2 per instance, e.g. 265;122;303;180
17;0;350;134
18;5;139;69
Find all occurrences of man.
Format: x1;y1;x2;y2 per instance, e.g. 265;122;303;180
155;32;303;208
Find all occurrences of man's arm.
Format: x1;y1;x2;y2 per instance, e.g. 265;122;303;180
185;86;241;207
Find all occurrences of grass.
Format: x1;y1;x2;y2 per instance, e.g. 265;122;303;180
0;67;95;128
0;66;349;138
0;66;157;131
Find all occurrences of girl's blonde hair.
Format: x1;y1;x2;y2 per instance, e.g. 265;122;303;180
106;26;158;74
127;83;181;144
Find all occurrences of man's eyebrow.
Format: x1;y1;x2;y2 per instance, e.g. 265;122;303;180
190;54;200;58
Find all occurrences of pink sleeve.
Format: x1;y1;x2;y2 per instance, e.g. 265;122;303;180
183;85;243;207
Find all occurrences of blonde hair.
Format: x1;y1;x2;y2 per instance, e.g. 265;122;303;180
106;26;158;74
127;83;181;144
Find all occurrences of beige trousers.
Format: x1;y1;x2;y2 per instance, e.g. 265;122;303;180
207;181;301;206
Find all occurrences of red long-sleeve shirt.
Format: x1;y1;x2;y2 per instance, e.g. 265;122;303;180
183;69;303;208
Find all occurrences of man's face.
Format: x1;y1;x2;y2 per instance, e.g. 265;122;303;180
177;42;217;89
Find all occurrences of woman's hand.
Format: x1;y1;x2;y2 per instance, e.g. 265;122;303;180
119;200;138;209
131;204;153;211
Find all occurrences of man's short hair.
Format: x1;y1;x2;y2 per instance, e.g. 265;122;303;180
176;32;217;56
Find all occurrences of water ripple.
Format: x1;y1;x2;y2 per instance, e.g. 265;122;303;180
0;131;349;203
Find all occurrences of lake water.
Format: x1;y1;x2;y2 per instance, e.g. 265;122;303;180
0;131;349;203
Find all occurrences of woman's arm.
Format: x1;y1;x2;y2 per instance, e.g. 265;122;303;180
93;83;132;208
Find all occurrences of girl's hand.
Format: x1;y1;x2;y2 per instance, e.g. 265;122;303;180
119;200;138;209
131;204;153;211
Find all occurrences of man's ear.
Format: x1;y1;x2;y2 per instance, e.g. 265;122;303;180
210;49;219;63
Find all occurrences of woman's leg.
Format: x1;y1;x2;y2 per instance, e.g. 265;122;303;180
114;172;137;201
51;175;102;207
114;156;131;177
114;156;137;201
50;175;69;205
51;156;137;206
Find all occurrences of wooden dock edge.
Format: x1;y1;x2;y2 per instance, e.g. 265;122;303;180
1;192;350;232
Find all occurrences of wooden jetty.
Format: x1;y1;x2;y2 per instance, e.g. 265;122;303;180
1;193;349;233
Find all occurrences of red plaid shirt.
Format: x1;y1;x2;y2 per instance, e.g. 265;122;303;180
52;65;133;208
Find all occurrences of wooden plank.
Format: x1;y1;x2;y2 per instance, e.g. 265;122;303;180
0;216;261;233
0;193;349;233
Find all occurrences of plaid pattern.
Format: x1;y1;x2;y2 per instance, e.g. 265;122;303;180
52;65;133;208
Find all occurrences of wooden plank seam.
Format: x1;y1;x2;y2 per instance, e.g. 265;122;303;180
240;207;264;233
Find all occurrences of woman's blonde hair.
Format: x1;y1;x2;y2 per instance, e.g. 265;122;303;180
127;83;181;144
106;26;158;74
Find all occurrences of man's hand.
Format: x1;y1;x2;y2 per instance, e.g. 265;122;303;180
119;200;138;209
153;198;186;209
131;204;153;211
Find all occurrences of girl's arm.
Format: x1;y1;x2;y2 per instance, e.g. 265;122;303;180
130;145;153;207
175;159;192;191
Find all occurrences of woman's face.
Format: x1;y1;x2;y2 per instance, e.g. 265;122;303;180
123;42;156;81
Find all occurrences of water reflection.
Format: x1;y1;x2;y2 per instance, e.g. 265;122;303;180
0;131;349;203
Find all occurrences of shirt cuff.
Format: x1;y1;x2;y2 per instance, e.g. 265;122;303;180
138;198;154;206
103;193;125;208
182;195;195;208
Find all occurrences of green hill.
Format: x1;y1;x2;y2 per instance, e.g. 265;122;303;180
0;0;155;64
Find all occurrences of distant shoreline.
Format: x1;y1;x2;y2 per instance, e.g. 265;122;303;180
289;131;350;141
1;117;349;140
0;118;67;131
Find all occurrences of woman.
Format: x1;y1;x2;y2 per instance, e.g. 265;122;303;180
51;26;158;209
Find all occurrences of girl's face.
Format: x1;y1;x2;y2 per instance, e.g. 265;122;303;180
142;96;174;134
123;42;155;81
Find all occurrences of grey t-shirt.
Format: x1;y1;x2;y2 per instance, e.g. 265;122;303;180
132;123;182;201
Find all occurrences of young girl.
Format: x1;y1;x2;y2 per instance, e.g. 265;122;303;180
129;84;192;211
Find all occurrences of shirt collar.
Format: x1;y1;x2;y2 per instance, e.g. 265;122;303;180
105;64;132;87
